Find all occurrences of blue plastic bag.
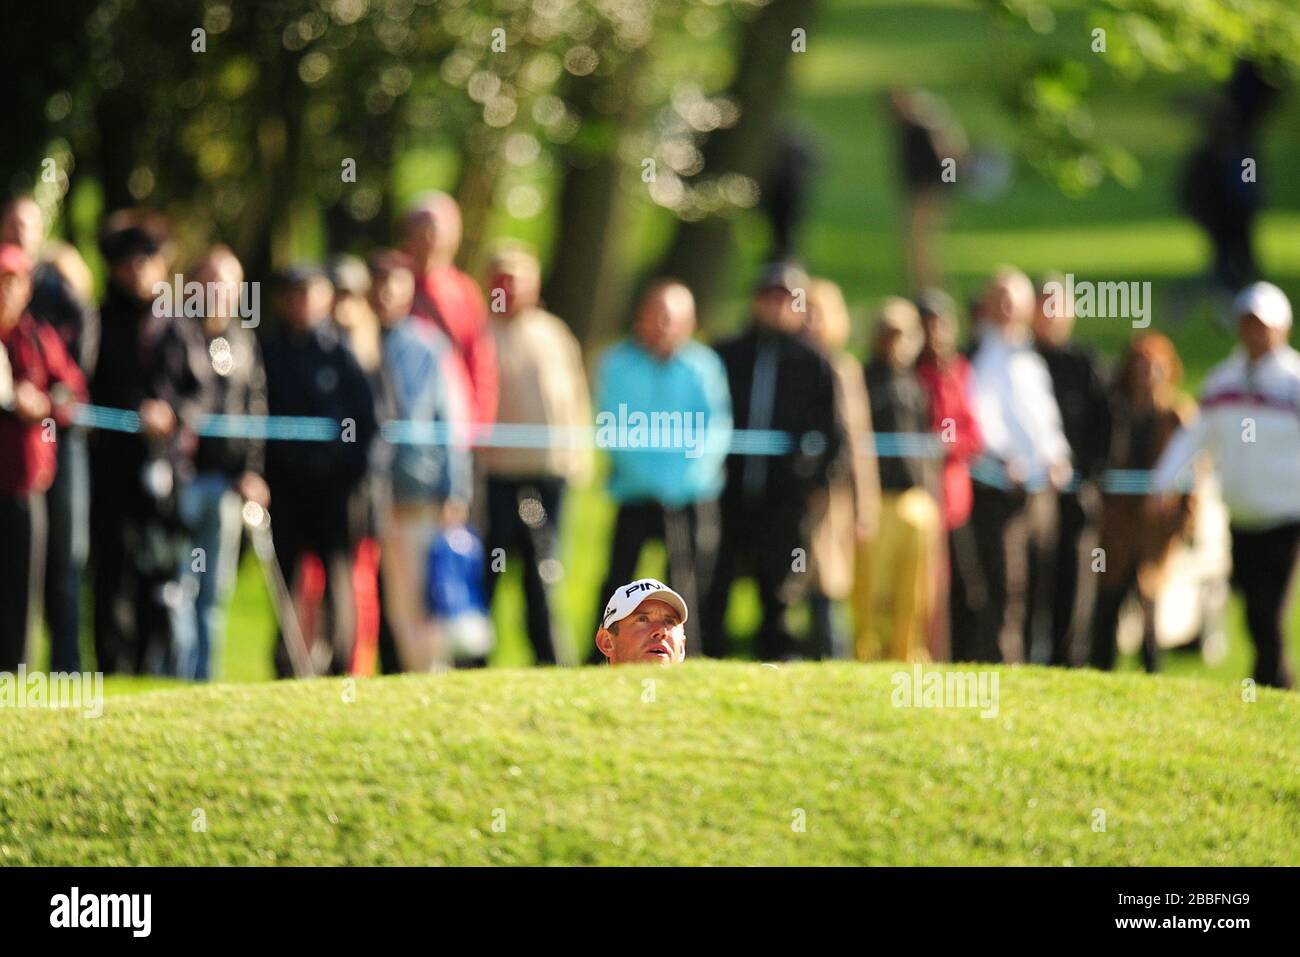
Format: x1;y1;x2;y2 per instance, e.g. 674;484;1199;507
425;524;493;659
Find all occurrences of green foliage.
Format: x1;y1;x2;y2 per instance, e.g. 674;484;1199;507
986;0;1299;193
14;0;1291;283
13;0;753;268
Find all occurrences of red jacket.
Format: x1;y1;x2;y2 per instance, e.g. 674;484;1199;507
411;266;498;431
0;312;87;496
915;354;982;529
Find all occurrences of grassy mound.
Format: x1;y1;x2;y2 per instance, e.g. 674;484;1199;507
2;662;1296;865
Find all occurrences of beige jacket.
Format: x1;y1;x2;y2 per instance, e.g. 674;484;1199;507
808;351;882;598
482;307;593;482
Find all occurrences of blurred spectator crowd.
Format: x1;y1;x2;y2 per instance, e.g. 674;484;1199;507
0;191;1295;689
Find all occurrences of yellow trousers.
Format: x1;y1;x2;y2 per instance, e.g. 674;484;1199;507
852;487;940;662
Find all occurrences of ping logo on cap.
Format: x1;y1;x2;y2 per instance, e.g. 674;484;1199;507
600;578;689;630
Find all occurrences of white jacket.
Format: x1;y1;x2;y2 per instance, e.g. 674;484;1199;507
1153;345;1300;529
967;324;1071;477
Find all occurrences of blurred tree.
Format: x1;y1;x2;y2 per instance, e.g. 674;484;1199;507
1;1;127;245
983;0;1300;195
648;0;814;327
541;11;654;344
10;0;1296;339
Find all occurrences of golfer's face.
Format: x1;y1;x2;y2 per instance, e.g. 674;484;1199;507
605;599;685;665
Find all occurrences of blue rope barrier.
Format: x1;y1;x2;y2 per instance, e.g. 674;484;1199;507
68;404;1195;494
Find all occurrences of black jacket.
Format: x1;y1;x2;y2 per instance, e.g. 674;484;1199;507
90;282;211;497
864;358;931;492
261;322;377;497
714;324;846;509
30;261;99;379
194;321;268;478
1037;341;1112;481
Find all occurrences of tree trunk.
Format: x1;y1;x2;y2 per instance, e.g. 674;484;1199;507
455;140;501;274
542;146;628;345
327;100;402;253
238;48;310;289
542;45;646;346
651;0;818;327
92;89;141;215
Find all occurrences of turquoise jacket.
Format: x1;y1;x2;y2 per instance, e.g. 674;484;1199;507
596;339;732;506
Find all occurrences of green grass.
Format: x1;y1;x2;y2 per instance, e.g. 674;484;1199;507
3;662;1296;865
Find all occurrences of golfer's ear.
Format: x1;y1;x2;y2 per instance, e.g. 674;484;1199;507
595;628;615;660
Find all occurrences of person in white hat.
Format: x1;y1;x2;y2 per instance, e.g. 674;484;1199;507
593;578;688;665
1152;281;1298;688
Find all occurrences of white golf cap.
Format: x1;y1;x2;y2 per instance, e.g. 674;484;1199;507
600;578;688;631
1234;281;1292;331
